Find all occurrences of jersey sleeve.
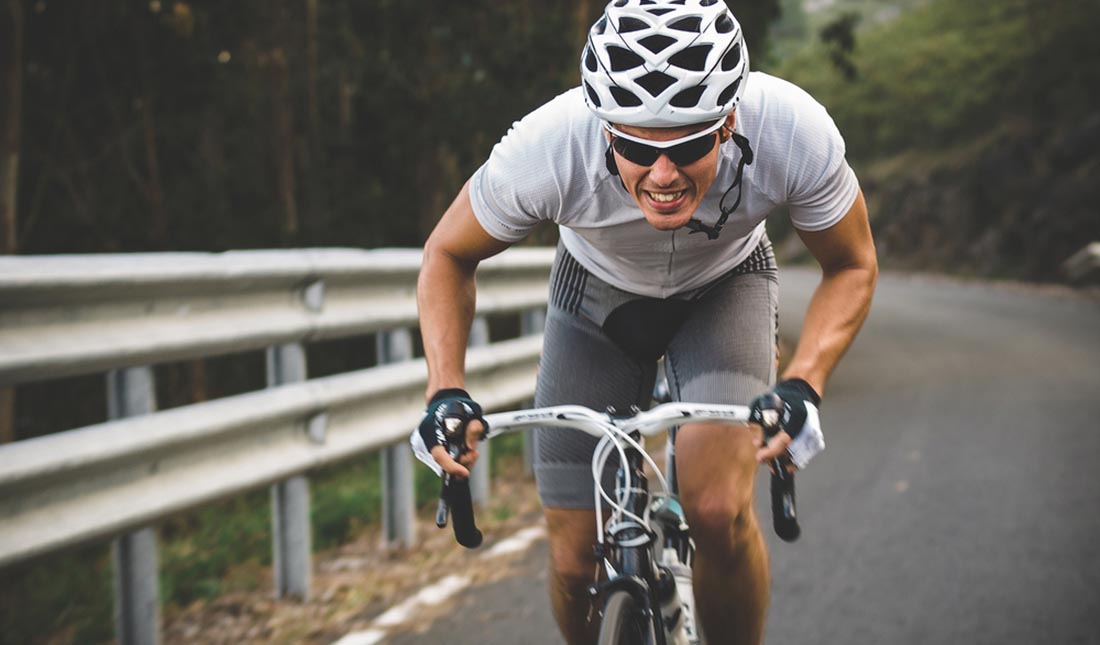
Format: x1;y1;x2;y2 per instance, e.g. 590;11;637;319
784;93;860;232
468;97;574;243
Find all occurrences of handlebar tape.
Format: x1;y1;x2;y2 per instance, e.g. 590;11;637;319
440;475;483;548
769;464;801;542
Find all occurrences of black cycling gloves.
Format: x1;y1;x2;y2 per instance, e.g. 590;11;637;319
416;388;486;453
749;378;821;439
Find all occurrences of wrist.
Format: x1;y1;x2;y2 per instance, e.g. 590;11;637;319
427;388;471;406
775;377;821;406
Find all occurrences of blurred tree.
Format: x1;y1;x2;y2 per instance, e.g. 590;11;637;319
820;11;860;81
11;1;782;256
1;0;21;255
0;0;21;445
729;0;782;62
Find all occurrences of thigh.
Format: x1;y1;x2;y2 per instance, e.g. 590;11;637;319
534;300;657;509
664;268;778;407
665;269;778;506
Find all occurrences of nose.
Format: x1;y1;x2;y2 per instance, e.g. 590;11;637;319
648;153;680;186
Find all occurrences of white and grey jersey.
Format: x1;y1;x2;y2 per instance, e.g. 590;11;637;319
468;71;859;298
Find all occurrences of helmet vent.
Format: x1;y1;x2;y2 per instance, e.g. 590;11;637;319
607;45;645;71
617;16;649;33
668;16;701;32
717;77;741;105
584;82;602;108
668;45;711;71
669;85;706;108
639;35;677;54
715;14;735;34
594;16;608;35
700;0;718;5
720;43;741;71
636;71;677;97
646;7;675;15
610;86;643;107
584;46;599;72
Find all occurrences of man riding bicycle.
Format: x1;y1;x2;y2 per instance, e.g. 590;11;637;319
414;1;877;643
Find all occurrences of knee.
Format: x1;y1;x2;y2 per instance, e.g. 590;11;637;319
683;490;757;553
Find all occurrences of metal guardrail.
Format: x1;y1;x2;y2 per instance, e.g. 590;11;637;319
0;336;542;568
0;247;553;385
0;247;554;644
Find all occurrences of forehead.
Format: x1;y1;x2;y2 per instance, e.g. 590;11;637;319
606;115;728;148
613;119;716;142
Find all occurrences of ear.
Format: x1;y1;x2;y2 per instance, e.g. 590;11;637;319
719;111;737;142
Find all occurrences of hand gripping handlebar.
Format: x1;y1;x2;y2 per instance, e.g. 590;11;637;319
435;438;483;548
757;393;801;542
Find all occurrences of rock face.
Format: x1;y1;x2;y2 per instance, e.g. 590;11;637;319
864;111;1100;282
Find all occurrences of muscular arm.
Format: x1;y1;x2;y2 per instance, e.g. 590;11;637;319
782;188;877;396
418;179;512;399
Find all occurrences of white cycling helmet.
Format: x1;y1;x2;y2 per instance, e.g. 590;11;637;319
581;0;749;128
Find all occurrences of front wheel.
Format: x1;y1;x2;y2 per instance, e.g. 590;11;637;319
598;590;647;645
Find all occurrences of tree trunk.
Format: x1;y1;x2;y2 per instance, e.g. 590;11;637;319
271;3;299;241
140;97;169;248
1;0;24;444
305;0;319;153
2;0;23;255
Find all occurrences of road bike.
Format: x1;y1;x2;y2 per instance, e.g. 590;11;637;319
434;399;801;644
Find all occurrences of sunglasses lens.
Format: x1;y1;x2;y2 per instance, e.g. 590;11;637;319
667;134;717;166
612;131;717;167
612;138;660;166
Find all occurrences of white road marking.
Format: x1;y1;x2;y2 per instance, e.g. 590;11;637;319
333;524;546;644
481;525;546;559
331;629;387;645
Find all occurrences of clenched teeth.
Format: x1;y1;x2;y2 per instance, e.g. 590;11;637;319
647;190;684;203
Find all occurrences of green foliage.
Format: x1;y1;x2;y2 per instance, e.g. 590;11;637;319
159;489;273;604
0;544;114;645
773;0;1100;162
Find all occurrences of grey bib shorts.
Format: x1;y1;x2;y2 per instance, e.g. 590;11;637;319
534;237;780;509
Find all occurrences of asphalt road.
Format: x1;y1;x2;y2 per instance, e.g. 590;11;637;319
383;269;1100;644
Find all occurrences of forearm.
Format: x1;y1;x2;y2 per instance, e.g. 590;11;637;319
782;263;876;396
417;242;479;399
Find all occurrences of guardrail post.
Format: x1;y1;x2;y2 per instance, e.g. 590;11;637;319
468;317;491;505
266;344;312;599
377;329;417;548
107;367;161;645
520;308;546;477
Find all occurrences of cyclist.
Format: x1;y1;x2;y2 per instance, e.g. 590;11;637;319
413;1;877;643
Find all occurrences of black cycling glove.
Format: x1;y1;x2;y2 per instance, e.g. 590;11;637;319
749;378;821;439
416;388;486;454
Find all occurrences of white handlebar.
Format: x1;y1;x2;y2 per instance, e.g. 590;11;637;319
481;401;751;441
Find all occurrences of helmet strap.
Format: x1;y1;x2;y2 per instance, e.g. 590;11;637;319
685;131;754;241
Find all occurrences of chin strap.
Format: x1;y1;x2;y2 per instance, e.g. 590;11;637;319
685;131;754;241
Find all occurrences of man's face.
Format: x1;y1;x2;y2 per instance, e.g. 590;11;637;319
609;112;736;231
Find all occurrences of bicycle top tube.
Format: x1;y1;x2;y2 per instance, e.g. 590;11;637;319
480;402;752;441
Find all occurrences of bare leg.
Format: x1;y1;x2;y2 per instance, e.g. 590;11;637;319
544;507;602;645
675;422;770;645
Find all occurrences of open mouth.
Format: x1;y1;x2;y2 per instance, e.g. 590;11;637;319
644;189;688;211
648;190;684;203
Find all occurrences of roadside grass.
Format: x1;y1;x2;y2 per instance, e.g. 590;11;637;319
0;432;529;645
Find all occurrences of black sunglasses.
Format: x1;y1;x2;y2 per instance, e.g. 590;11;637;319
610;129;719;167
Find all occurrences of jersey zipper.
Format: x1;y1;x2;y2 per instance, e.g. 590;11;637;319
667;230;676;276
